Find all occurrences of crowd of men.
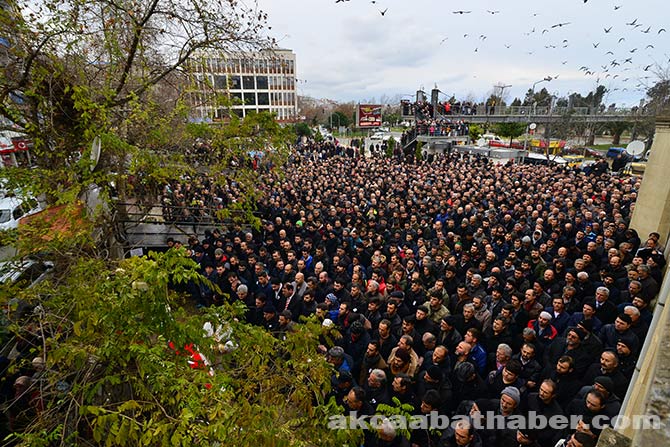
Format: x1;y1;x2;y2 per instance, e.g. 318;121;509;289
167;150;664;447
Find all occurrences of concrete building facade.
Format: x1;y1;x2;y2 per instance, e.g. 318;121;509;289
188;48;298;123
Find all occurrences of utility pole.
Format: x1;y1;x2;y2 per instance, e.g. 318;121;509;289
495;83;512;112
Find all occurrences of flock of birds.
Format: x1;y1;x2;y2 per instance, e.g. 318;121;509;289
332;0;668;101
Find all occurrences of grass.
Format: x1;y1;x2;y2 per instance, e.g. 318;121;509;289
586;143;612;151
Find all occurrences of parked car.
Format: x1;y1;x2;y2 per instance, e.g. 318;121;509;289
564;147;604;158
0;195;42;231
370;131;392;141
606;147;627;158
0;258;54;288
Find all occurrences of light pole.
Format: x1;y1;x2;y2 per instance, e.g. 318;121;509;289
531;76;553;95
495;83;512;114
524;76;553;151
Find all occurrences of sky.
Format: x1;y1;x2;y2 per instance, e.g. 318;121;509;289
255;0;669;106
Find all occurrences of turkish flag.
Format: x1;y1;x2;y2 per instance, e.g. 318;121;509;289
12;139;30;151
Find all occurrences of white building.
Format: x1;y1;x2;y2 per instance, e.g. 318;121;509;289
188;48;298;123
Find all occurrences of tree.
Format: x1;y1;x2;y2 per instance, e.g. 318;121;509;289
605;121;630;145
0;0;296;244
469;124;483;142
385;112;401;127
645;79;670;114
293;122;313;138
329;110;350;129
493;122;527;146
0;0;274;207
0;247;363;446
523;87;552;107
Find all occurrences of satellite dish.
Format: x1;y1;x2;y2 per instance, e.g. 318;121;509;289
90;136;101;172
529;123;537;130
625;140;645;157
476;138;486;147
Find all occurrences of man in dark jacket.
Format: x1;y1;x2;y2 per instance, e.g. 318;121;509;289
439;418;483;447
523;379;564;447
544;328;592;376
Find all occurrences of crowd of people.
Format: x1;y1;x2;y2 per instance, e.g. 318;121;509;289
414;119;470;137
159;148;664;446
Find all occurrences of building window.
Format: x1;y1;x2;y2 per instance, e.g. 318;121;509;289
256;76;268;90
257;92;269;105
244;92;256;106
243;75;255;90
231;91;242;105
214;75;227;90
229;75;241;90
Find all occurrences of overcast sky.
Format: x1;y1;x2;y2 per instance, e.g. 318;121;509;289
256;0;668;106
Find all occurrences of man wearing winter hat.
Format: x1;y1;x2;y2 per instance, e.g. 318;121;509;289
544;327;591;376
472;386;521;446
599;313;640;353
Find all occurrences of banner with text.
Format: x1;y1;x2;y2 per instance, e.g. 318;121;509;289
357;104;382;128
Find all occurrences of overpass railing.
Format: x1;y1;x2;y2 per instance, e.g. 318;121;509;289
424;104;653;118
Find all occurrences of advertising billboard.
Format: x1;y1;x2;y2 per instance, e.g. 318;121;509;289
357;104;382;128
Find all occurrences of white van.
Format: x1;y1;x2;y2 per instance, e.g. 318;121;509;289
0;196;42;231
482;134;503;143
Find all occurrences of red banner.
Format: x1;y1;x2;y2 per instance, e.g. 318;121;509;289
357;104;382;128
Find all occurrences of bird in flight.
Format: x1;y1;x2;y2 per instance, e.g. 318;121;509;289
474;47;478;52
335;0;350;3
626;18;638;26
605;51;614;55
379;8;387;16
624;57;633;63
630;48;637;53
487;10;500;14
505;44;512;48
542;29;549;34
641;26;651;33
593;42;600;48
440;37;449;44
551;22;571;28
614;5;622;9
604;26;612;33
646;44;655;49
562;60;568;64
453;10;471;14
644;64;653;71
659;28;667;33
479;34;487;40
618;37;625;43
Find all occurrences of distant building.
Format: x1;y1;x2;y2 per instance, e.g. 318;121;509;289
188;48;298;123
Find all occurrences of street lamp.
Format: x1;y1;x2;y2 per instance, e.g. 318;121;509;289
493;84;512;114
531;76;553;94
